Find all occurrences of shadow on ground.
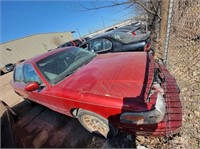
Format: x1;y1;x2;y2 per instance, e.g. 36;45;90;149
1;100;136;148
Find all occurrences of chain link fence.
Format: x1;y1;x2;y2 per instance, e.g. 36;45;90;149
155;0;200;148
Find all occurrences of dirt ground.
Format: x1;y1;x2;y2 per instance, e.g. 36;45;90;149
0;72;24;116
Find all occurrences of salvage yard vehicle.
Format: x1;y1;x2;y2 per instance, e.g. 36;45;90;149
57;38;85;48
11;47;182;138
114;23;142;36
5;63;16;72
104;22;142;35
79;31;154;55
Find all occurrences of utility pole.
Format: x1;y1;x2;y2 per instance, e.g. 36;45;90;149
101;17;105;29
76;27;81;37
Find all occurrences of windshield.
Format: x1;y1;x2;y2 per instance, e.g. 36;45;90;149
110;32;134;43
36;47;96;84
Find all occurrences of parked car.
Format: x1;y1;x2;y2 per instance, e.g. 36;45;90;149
114;24;142;36
104;26;118;32
104;22;141;34
82;36;91;42
16;59;26;65
57;38;85;48
11;47;182;138
5;63;15;72
79;31;154;55
130;21;141;27
0;70;5;76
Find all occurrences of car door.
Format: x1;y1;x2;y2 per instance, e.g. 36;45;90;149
23;63;72;115
22;63;46;101
12;63;46;101
12;63;26;97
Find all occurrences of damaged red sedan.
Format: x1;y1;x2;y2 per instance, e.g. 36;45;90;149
11;47;182;138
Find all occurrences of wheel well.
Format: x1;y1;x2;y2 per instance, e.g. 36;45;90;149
75;109;118;138
71;108;106;118
70;108;80;117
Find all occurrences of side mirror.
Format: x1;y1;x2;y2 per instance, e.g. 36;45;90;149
25;82;39;92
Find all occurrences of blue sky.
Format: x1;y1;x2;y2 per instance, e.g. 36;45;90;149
0;0;135;43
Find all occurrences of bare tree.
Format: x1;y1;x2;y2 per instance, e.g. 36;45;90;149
79;0;161;19
79;0;162;35
80;0;163;31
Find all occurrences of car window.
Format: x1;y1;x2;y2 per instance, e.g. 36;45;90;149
103;39;112;50
14;64;24;83
80;43;89;50
90;39;103;52
23;64;42;84
90;39;112;52
110;32;134;43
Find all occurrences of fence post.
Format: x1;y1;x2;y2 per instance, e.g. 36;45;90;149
163;0;174;67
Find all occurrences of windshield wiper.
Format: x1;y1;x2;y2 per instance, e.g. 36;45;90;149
65;56;95;77
65;70;75;77
52;56;95;84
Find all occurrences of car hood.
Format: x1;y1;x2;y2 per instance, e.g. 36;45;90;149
57;52;154;98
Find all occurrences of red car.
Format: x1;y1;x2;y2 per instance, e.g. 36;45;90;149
57;38;85;48
11;47;182;138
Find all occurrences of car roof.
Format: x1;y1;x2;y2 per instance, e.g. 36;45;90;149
87;29;146;42
93;31;114;38
82;31;150;46
89;26;140;40
115;26;140;32
88;30;124;41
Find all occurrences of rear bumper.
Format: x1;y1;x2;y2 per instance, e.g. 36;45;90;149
120;92;166;125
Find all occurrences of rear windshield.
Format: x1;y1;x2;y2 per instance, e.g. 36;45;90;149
109;32;134;43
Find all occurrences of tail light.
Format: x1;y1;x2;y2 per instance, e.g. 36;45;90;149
120;83;165;125
120;93;165;125
71;41;76;46
131;31;136;36
144;43;151;52
120;67;166;125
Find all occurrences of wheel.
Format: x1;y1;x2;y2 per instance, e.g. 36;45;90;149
77;110;117;138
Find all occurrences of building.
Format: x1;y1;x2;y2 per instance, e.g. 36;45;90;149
0;32;73;69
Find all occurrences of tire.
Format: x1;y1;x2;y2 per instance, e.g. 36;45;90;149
77;110;117;138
